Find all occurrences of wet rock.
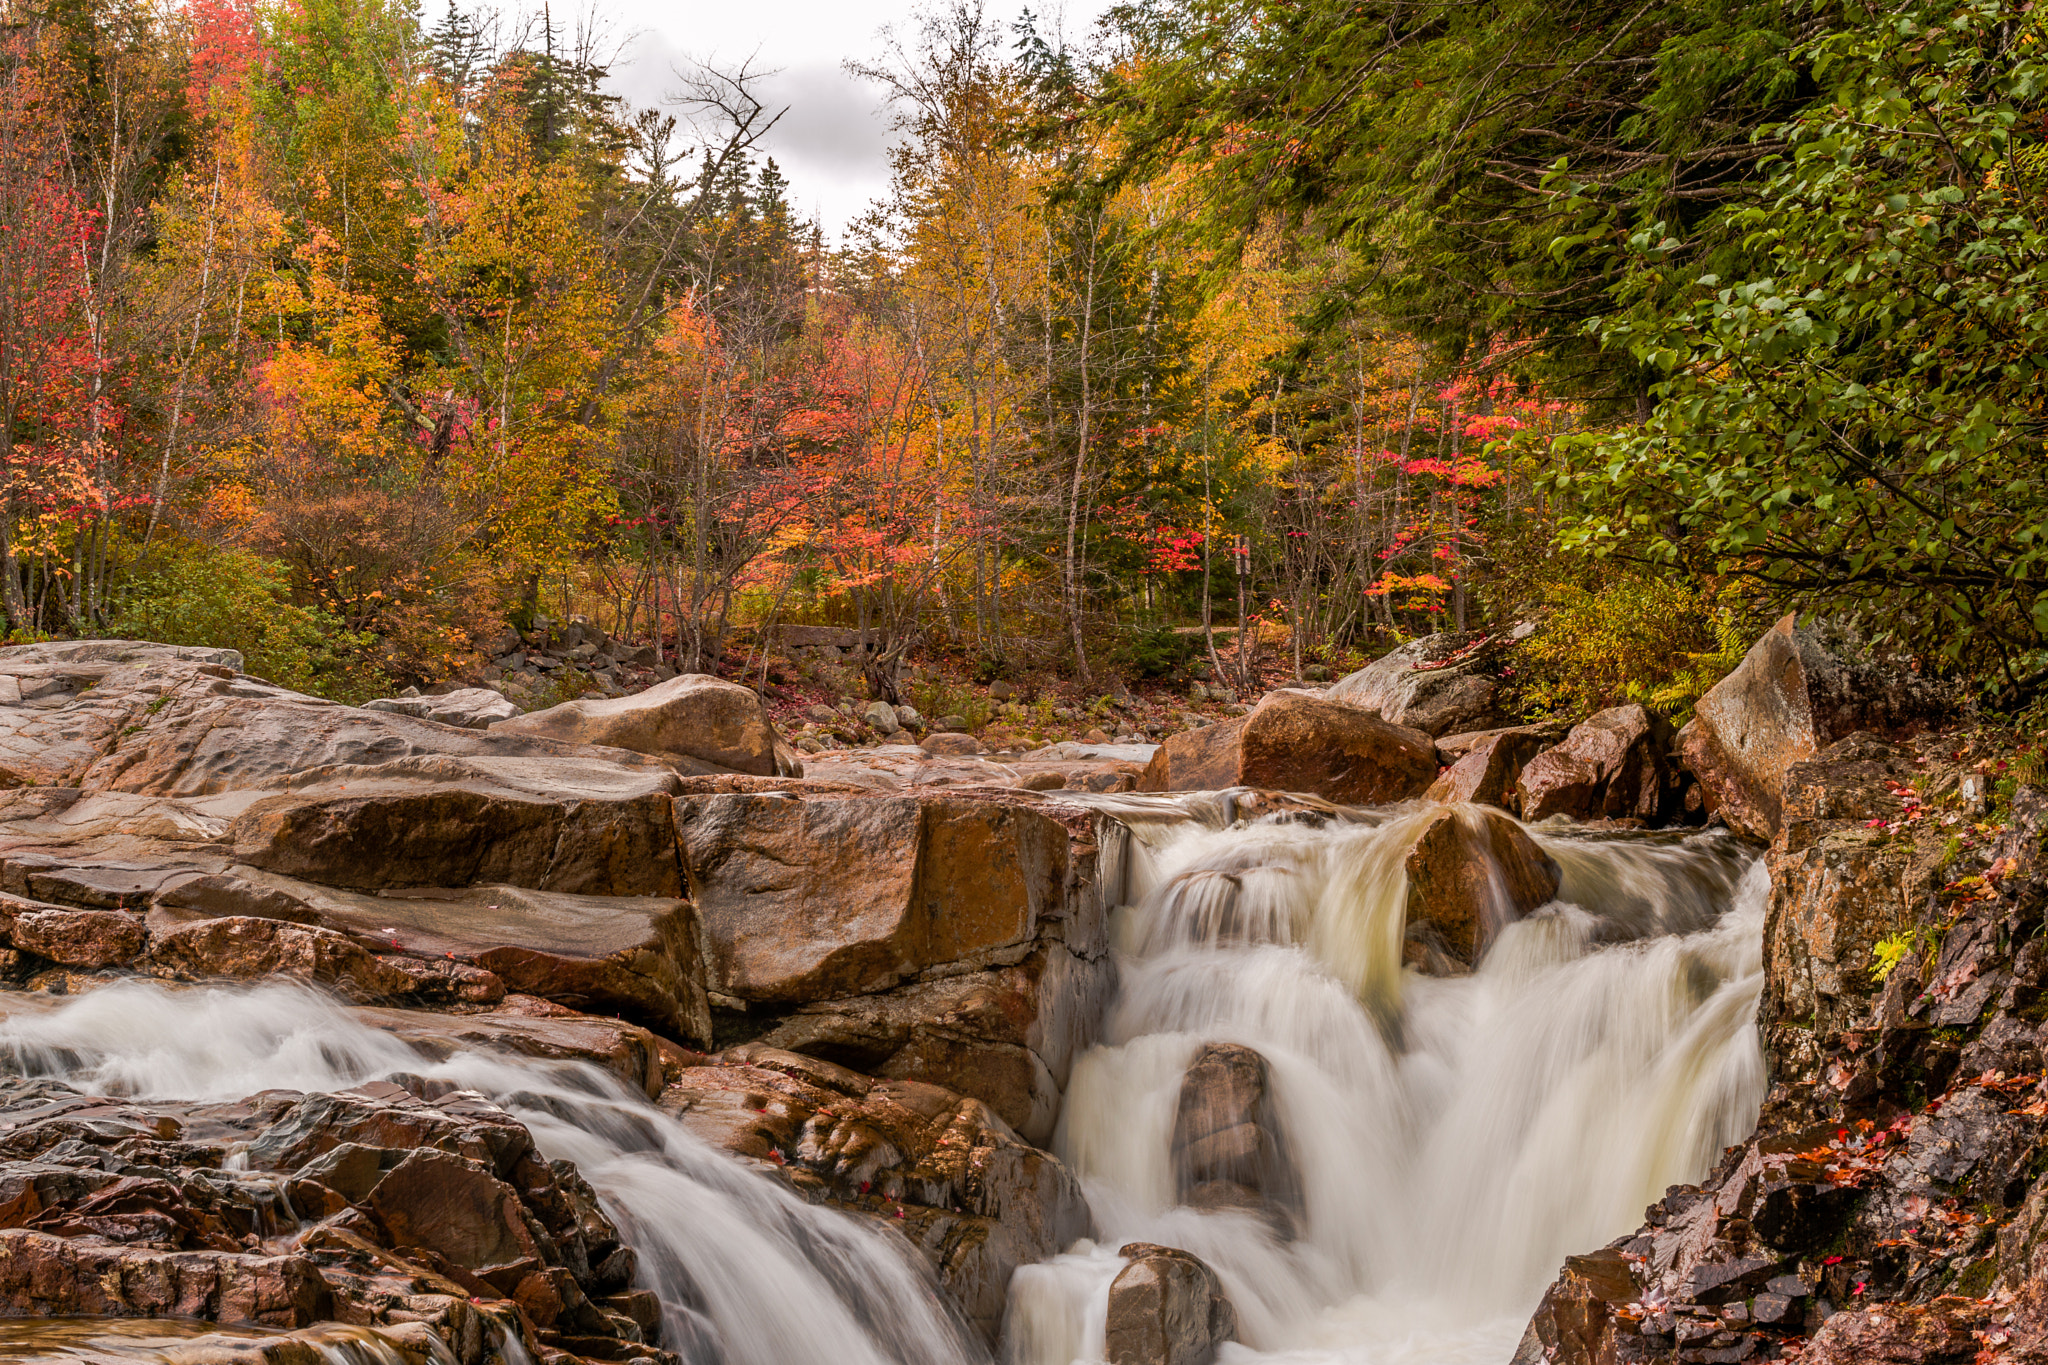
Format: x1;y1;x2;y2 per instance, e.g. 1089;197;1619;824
1425;727;1555;812
3;903;146;968
146;917;418;1001
657;1052;1088;1343
1103;1242;1237;1365
674;792;1068;1004
1171;1043;1298;1229
1326;634;1510;736
755;946;1114;1144
352;1004;681;1100
0;1230;327;1326
362;689;522;730
1509;1248;1641;1365
1517;704;1677;823
1678;615;1953;841
1138;691;1436;804
1402;807;1561;967
493;672;791;777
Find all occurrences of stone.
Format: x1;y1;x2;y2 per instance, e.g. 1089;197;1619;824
1516;704;1676;823
1403;807;1561;967
1138;690;1436;805
937;714;970;733
1679;615;1953;841
989;681;1016;701
674;792;1067;1004
5;905;146;968
361;689;521;730
894;704;923;729
162;873;713;1045
227;758;683;897
146;917;418;1001
366;1149;540;1274
1103;1243;1237;1365
658;1056;1088;1344
492;672;790;777
1425;727;1554;812
1326;634;1510;736
352;1004;676;1099
922;732;982;757
1172;1044;1298;1228
754;945;1115;1144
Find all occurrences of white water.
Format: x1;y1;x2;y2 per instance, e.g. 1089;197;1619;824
0;982;984;1365
0;796;1768;1365
1010;799;1768;1365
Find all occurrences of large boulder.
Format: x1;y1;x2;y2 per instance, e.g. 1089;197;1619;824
1516;704;1677;823
153;872;711;1045
1402;807;1561;968
1424;726;1556;812
673;792;1070;1005
1138;691;1436;805
1171;1043;1298;1230
752;944;1114;1145
658;1048;1090;1344
1326;634;1511;736
1104;1243;1238;1365
493;672;790;777
363;688;521;730
1679;614;1953;841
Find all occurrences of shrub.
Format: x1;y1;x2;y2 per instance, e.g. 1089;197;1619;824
109;544;390;703
1510;574;1747;723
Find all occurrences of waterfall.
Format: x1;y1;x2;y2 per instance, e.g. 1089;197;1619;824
1010;799;1768;1365
0;794;1768;1365
0;981;985;1365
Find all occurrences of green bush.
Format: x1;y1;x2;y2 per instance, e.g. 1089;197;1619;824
109;546;390;703
1510;574;1747;723
1113;625;1201;680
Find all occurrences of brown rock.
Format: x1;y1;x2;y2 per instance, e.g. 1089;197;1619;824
1139;691;1436;805
228;761;681;897
1425;728;1552;811
146;917;417;1001
0;1228;325;1326
1104;1242;1237;1365
922;732;983;757
1508;1248;1640;1365
1516;704;1674;823
1679;615;1953;841
1403;808;1561;967
4;905;146;968
366;1149;541;1274
658;1055;1089;1344
1171;1044;1297;1228
351;1005;677;1099
492;672;788;777
675;792;1066;1004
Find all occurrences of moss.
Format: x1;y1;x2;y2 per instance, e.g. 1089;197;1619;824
1957;1255;1999;1299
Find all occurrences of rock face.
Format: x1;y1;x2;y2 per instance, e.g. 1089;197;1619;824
658;1045;1090;1344
1679;615;1954;842
493;671;792;777
1172;1043;1298;1230
1512;752;2048;1365
1326;633;1512;736
1103;1242;1238;1365
0;641;1132;1365
1402;807;1561;967
1139;691;1437;805
1517;704;1678;824
0;1074;642;1364
674;789;1122;1141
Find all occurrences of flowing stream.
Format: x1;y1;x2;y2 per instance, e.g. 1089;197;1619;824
0;795;1768;1365
1010;797;1769;1365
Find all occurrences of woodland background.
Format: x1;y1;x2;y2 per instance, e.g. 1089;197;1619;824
2;0;2044;719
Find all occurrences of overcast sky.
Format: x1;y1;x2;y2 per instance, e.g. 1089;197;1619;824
588;1;1114;237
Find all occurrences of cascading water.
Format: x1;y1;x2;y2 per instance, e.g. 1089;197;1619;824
0;982;985;1365
1008;796;1769;1365
0;792;1768;1365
